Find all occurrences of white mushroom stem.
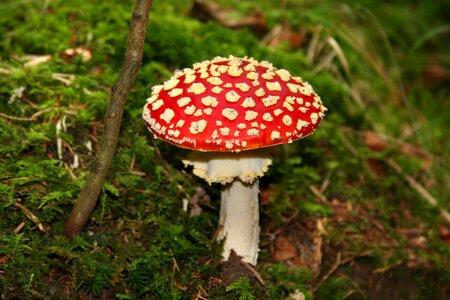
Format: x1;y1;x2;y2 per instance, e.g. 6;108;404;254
183;149;272;265
218;179;260;265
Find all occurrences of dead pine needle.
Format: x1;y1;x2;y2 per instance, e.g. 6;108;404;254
171;253;180;290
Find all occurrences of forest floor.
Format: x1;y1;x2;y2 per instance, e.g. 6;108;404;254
0;0;449;299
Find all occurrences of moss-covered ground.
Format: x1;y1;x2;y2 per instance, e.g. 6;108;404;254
1;0;449;299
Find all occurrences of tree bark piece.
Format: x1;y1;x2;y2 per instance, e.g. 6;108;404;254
64;0;154;238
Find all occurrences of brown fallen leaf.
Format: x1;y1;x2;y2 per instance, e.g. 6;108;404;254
330;198;353;222
423;63;450;87
187;187;211;217
89;66;105;75
399;143;430;160
271;235;299;263
439;225;450;245
366;158;386;176
408;236;427;249
364;131;388;152
363;130;432;171
262;22;306;49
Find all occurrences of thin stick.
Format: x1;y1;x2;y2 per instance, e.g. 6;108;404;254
386;158;450;224
13;203;46;232
64;0;154;238
14;222;26;234
0;108;54;122
239;260;266;286
313;250;371;292
313;252;342;291
0;112;36;122
309;185;327;202
135;189;170;198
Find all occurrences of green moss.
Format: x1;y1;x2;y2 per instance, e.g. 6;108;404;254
0;0;449;298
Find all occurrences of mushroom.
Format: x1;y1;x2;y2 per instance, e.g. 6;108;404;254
143;56;326;265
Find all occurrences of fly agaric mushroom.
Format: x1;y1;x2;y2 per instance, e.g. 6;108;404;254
143;56;326;265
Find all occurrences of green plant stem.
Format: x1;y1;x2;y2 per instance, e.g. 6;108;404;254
64;0;154;238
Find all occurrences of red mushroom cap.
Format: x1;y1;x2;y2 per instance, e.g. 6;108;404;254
143;56;326;152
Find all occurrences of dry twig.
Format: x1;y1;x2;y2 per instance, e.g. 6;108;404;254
191;0;268;35
386;158;450;224
52;73;75;85
13;203;46;232
14;222;26;234
239;260;266;286
309;185;328;202
313;251;371;292
64;0;154;238
0;108;54;122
